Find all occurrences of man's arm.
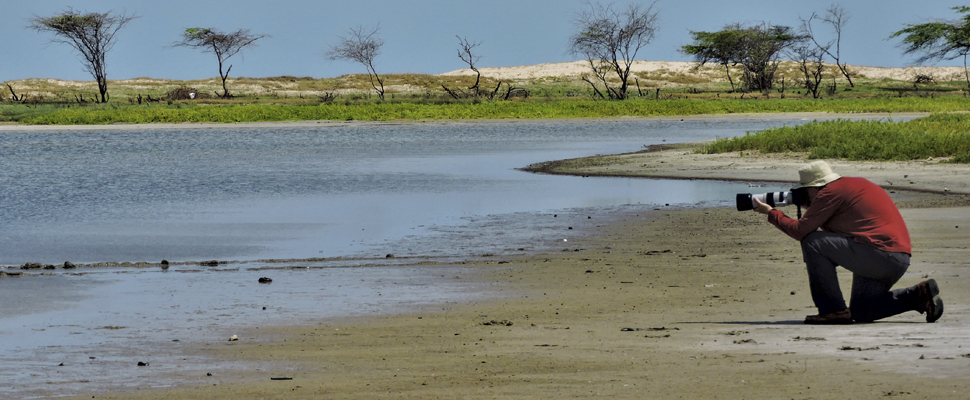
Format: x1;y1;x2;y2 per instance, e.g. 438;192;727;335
754;196;832;241
752;197;773;215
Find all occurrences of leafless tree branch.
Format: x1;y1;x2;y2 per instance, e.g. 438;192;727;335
328;25;386;101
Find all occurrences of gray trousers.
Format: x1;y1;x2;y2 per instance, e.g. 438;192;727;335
801;231;916;322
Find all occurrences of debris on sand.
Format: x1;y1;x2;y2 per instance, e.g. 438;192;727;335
481;319;513;326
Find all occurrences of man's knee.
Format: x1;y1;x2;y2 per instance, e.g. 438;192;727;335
801;231;853;259
801;231;835;249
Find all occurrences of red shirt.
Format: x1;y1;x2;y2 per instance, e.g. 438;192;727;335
767;177;911;254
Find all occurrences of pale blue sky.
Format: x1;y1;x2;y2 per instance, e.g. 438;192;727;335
1;0;964;81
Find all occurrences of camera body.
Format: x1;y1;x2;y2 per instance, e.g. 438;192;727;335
736;188;810;211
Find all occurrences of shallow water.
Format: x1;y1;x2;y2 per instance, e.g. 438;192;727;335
0;118;809;265
0;116;900;397
0;262;493;398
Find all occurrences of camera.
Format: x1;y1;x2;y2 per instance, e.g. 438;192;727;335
736;188;809;212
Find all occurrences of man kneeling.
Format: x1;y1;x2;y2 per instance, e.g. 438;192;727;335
752;160;943;324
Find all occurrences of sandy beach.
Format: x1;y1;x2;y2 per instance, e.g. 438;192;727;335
39;115;970;399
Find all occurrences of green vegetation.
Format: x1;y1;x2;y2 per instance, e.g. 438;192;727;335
12;97;970;125
683;23;802;93
699;113;970;163
4;65;970;113
0;103;72;122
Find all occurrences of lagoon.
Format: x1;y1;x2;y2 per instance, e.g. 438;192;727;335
0;117;817;266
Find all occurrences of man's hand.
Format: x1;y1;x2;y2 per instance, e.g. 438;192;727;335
752;197;773;215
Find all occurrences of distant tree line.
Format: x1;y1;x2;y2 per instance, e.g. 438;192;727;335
13;4;970;103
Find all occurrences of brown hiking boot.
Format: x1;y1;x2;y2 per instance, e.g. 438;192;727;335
804;309;853;325
916;279;944;323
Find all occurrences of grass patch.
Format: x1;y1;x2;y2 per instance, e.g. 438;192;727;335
0;103;75;122
699;113;970;163
13;97;970;125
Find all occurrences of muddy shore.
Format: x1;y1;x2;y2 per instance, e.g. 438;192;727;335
52;134;970;399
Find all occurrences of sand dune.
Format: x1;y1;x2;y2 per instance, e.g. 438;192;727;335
440;60;970;82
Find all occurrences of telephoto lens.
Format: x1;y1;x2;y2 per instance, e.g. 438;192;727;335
736;191;793;211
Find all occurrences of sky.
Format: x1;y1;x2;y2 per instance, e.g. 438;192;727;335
1;0;966;82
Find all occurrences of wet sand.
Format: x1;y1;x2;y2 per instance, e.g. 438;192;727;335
49;131;970;399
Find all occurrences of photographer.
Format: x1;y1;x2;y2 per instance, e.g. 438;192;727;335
752;160;944;324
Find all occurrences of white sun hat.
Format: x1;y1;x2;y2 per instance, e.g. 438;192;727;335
797;160;842;188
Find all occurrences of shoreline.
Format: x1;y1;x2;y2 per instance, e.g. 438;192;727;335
52;144;970;399
523;140;970;196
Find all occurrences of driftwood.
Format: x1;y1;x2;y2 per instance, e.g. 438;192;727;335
441;84;461;100
581;75;606;99
442;80;509;101
318;91;336;103
7;84;26;102
503;85;529;100
489;82;503;99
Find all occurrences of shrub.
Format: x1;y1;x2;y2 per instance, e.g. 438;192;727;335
700;113;970;163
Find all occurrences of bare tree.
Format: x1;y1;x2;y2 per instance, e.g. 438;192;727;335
456;36;485;96
174;27;268;98
29;8;137;103
442;36;507;100
788;39;827;98
328;25;386;101
801;4;853;87
569;1;659;100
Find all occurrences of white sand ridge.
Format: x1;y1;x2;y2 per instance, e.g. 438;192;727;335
439;60;970;82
